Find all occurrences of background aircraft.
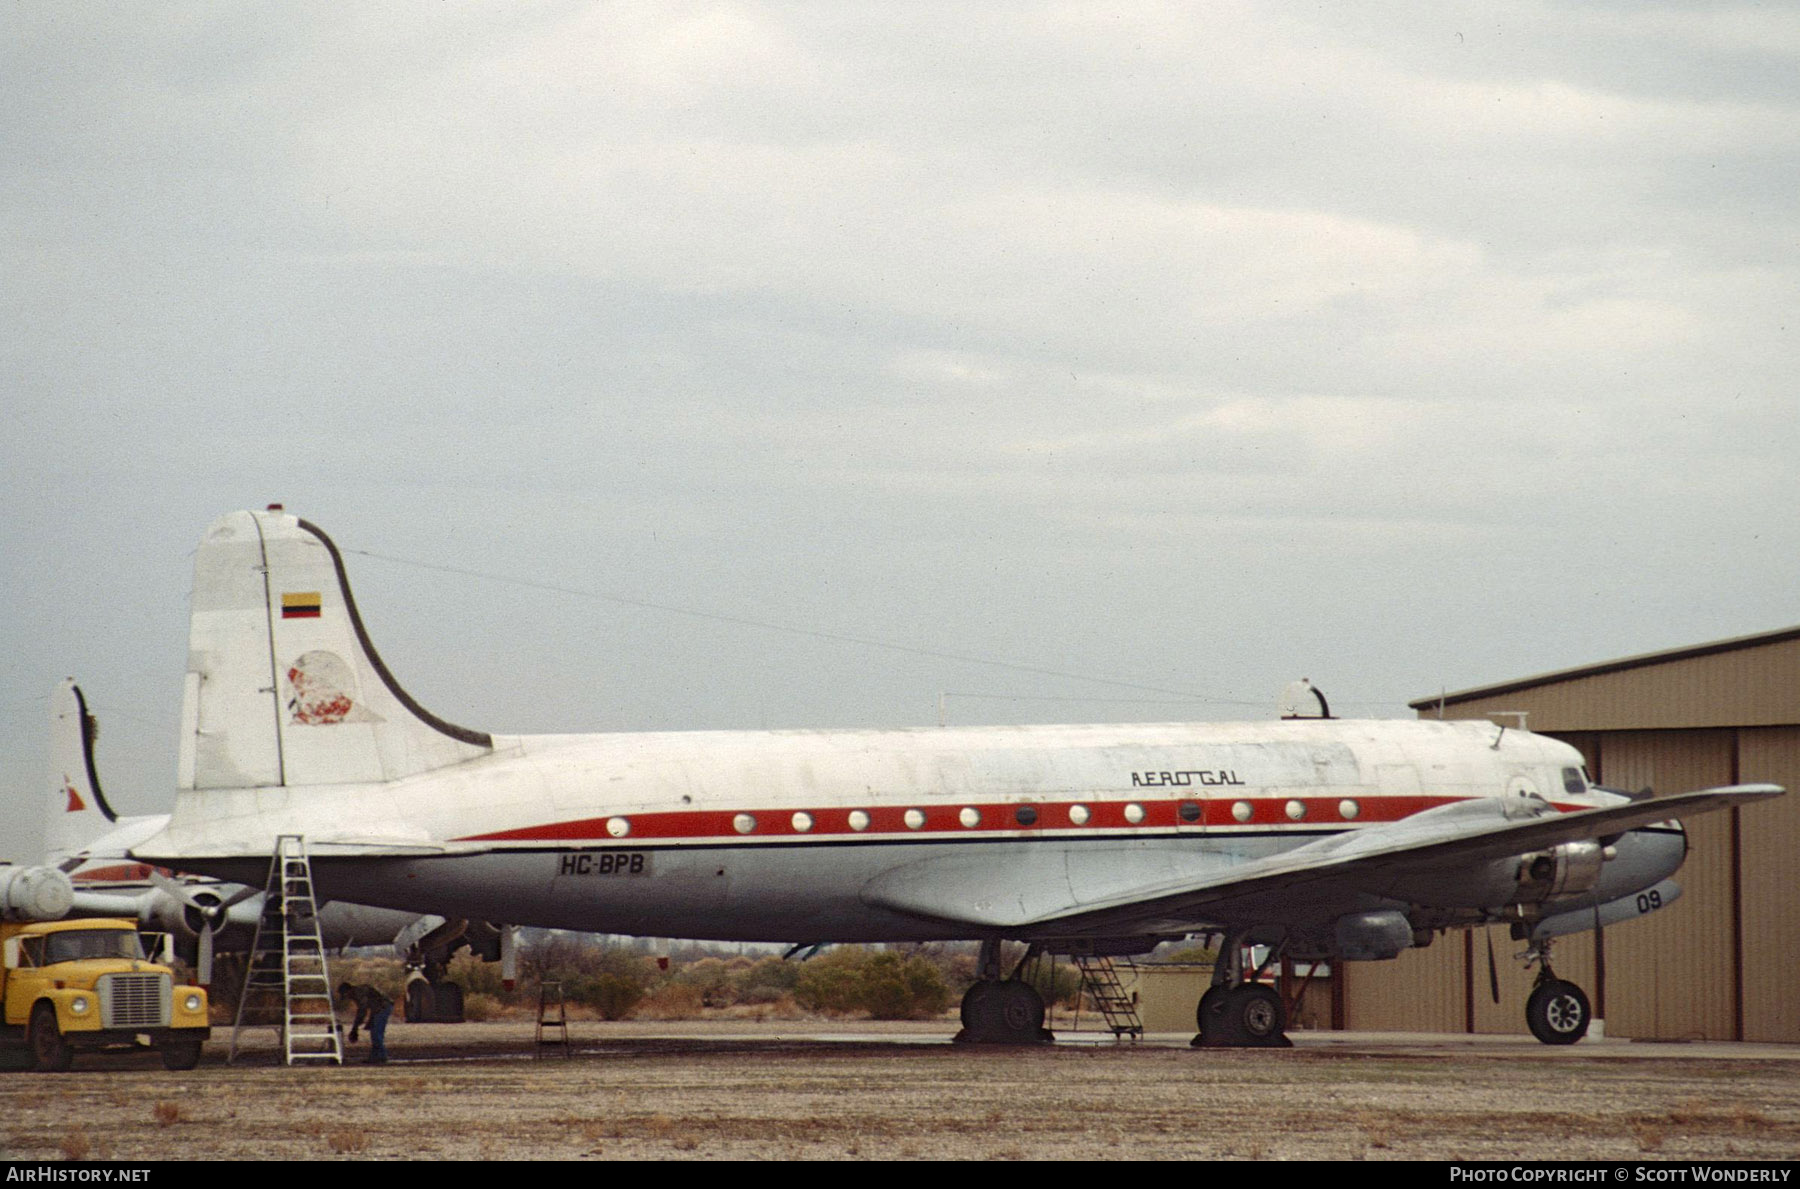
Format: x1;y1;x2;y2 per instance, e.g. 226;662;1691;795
134;509;1781;1045
46;678;497;1008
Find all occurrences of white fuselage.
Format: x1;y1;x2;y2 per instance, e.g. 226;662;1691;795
143;717;1665;945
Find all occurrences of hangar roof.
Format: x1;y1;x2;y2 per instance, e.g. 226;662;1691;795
1409;624;1800;732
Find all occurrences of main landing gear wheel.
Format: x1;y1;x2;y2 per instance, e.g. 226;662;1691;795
1195;984;1291;1048
955;979;1048;1044
1526;978;1591;1045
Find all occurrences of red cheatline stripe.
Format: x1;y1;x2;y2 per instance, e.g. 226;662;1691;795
455;793;1574;845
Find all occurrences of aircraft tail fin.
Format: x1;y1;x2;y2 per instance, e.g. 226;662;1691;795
178;508;492;790
47;679;121;862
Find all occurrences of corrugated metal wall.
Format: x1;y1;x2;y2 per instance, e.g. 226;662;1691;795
1341;939;1465;1033
1738;728;1800;1042
1595;732;1736;1039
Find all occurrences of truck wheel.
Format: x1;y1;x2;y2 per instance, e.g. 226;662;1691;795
160;1037;203;1071
29;1004;73;1072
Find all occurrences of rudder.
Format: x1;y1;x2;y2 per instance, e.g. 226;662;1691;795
47;679;120;862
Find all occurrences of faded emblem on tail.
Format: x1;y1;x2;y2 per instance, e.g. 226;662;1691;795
285;651;383;726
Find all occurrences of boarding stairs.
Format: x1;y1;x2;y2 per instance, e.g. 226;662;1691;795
1074;956;1144;1040
228;835;343;1066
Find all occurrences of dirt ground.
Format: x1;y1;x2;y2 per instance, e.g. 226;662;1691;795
4;1020;1798;1162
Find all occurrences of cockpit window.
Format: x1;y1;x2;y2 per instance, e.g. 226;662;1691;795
1562;767;1588;794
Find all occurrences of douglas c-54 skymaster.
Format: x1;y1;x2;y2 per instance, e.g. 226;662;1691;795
132;508;1782;1046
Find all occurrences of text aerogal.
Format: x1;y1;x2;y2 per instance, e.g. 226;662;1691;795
1130;769;1244;788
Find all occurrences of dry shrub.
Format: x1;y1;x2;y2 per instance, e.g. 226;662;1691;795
462;993;505;1022
721;995;806;1021
59;1130;91;1161
1633;1122;1665;1153
634;983;705;1020
326;1128;368;1154
152;1101;182;1126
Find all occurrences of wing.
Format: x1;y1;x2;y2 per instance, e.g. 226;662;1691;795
860;784;1783;935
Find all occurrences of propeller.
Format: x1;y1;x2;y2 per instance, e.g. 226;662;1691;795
1485;928;1500;1005
149;872;258;984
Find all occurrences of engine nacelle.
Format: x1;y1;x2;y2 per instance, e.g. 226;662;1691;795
1514;840;1606;902
1333;909;1414;961
0;864;75;921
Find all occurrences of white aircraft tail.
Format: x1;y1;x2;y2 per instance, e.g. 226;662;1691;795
47;679;123;863
178;508;492;790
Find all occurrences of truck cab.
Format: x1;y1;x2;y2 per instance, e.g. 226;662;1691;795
2;917;210;1071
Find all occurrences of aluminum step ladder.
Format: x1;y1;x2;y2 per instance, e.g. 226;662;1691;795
228;835;343;1065
1074;956;1144;1040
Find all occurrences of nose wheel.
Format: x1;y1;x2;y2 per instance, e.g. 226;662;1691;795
1525;975;1591;1045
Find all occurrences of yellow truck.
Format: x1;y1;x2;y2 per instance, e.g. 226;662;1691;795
2;917;210;1071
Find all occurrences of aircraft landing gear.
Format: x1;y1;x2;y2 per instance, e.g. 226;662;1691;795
953;941;1053;1044
1521;939;1591;1045
1191;932;1292;1048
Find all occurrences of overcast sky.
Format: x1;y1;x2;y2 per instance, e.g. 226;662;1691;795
4;3;1796;864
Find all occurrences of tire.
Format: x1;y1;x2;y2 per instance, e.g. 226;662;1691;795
160;1037;203;1071
962;980;1044;1042
993;981;1045;1037
1195;985;1225;1031
1200;984;1288;1046
29;1004;72;1073
1526;979;1591;1045
958;981;996;1031
1234;984;1286;1042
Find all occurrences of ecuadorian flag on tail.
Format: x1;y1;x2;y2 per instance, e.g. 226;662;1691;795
281;591;322;619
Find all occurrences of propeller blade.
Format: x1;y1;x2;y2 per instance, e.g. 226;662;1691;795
197;924;214;986
1486;929;1500;1005
149;870;207;911
220;885;260;910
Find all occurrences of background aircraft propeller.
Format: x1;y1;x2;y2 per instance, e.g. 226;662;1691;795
148;871;257;984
